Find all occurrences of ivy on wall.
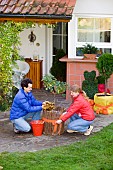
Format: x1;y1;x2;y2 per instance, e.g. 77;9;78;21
0;21;35;111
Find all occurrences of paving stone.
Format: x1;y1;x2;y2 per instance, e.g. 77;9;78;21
0;89;113;153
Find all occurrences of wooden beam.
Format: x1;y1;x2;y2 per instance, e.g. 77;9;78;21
0;17;70;23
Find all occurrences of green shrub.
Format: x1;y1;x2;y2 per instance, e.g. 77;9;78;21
82;70;98;99
96;53;113;91
50;49;66;82
0;21;34;111
96;75;105;84
42;74;67;94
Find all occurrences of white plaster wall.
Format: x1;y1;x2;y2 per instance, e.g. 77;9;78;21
68;0;113;59
74;0;113;16
19;25;47;75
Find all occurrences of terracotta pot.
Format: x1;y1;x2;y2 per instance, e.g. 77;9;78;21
84;54;96;60
98;84;110;93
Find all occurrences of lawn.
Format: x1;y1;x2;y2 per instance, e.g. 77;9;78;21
0;123;113;170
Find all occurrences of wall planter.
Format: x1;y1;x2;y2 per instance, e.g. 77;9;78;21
84;54;97;60
82;44;98;60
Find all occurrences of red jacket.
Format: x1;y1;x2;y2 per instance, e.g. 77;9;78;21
61;94;95;122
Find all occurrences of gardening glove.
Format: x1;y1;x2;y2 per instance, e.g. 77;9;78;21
56;119;62;124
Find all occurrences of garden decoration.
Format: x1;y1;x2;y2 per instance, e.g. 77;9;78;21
42;106;65;135
12;60;30;89
94;53;113;114
82;70;98;99
96;75;110;93
42;74;67;135
94;93;113;114
96;53;113;95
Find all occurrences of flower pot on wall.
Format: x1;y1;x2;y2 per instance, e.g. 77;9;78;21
84;54;96;60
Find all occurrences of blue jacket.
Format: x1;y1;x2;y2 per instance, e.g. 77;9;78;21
10;88;42;120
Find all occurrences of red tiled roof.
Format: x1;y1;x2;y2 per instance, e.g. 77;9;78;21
0;0;77;23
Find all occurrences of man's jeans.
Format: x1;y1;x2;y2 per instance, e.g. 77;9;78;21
11;111;41;132
67;114;94;133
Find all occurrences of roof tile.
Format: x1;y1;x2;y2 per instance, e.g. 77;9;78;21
29;6;41;14
17;0;26;5
47;6;58;15
0;5;7;13
21;6;32;14
56;7;67;15
4;5;15;13
0;0;10;6
13;5;24;14
8;0;18;6
0;0;77;20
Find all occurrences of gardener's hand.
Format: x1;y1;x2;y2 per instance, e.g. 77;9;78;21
42;101;49;105
56;120;62;124
62;111;67;115
42;104;46;109
42;101;47;109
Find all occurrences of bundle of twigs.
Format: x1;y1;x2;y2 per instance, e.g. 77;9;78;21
43;101;55;111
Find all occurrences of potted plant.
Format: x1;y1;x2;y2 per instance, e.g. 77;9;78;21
42;74;67;102
82;43;98;59
96;75;106;93
96;53;113;95
94;53;113;114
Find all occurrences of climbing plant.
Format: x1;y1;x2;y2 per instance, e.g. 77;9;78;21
0;21;35;111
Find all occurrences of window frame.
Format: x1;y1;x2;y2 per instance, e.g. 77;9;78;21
75;17;113;57
52;22;68;56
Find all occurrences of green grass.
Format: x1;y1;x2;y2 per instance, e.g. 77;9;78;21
0;123;113;170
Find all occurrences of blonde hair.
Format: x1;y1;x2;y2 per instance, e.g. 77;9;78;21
70;84;89;100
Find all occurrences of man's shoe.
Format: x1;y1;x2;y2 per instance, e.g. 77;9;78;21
13;124;20;134
14;128;20;134
84;125;93;136
67;129;78;133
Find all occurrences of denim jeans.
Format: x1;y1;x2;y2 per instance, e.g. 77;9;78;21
11;111;41;132
67;114;94;133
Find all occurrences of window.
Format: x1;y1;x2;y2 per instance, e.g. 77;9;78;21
76;17;112;56
53;22;68;55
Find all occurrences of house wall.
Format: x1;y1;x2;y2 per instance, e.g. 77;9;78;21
68;0;113;59
66;0;113;100
19;25;53;76
74;0;113;15
65;58;113;100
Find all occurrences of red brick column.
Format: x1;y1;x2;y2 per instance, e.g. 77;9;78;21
60;56;113;100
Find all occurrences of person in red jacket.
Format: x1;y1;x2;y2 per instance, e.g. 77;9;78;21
56;84;95;136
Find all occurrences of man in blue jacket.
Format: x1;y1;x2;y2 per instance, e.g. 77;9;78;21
10;78;46;133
